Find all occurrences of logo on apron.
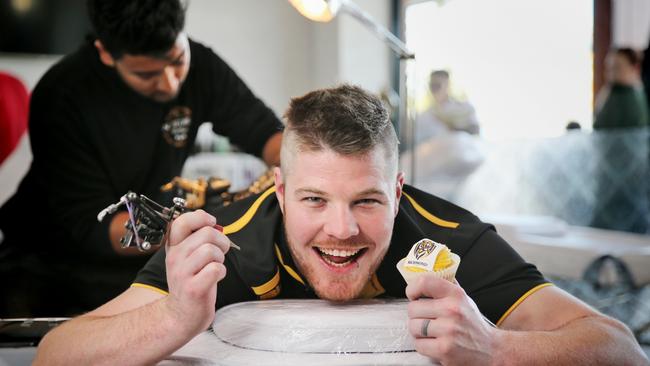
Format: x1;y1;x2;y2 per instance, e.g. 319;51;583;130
161;106;192;147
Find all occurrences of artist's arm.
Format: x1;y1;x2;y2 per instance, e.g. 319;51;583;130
108;211;142;255
108;211;161;255
406;277;649;365
35;211;228;365
261;131;282;166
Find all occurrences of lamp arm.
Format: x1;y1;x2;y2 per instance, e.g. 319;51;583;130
340;0;414;59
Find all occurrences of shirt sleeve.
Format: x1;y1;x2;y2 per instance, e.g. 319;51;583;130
133;246;257;308
455;228;549;325
202;46;284;157
28;83;119;259
133;246;168;293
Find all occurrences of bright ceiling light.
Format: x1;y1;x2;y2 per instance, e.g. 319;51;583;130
288;0;342;23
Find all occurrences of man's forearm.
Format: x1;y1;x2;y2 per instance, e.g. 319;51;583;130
34;298;192;366
493;315;648;365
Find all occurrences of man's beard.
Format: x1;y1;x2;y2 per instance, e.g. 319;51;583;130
282;223;388;301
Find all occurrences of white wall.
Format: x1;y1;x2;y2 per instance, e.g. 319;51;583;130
0;54;60;91
185;0;316;116
186;0;391;115
612;0;650;49
337;0;392;94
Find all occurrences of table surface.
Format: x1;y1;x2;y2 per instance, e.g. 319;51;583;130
1;340;649;365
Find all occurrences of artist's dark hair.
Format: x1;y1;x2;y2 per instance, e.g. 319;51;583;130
283;84;398;160
87;0;185;58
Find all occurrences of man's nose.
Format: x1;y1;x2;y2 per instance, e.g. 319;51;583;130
322;205;360;240
157;66;179;94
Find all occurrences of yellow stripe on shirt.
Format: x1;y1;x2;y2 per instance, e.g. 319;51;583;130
251;268;281;295
223;186;276;235
403;192;460;229
130;283;169;296
275;244;305;285
496;283;554;326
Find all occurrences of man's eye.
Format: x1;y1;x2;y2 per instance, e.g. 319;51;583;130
303;197;324;204
356;199;380;206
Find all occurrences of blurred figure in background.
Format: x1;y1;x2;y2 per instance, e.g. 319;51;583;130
414;70;479;144
405;70;483;199
593;48;649;129
591;48;649;234
642;36;650;108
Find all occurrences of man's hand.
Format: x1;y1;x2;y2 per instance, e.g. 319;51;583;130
406;275;496;365
163;210;230;337
33;210;230;366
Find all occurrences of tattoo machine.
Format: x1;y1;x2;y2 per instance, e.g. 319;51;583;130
97;191;240;252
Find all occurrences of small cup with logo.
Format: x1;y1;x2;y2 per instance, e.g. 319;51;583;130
396;238;460;285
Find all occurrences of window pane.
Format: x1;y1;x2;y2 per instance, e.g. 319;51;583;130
405;0;593;140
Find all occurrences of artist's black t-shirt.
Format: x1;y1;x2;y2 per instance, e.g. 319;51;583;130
135;185;549;325
0;39;283;315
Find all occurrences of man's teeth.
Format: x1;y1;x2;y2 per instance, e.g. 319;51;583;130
316;247;364;267
317;248;361;257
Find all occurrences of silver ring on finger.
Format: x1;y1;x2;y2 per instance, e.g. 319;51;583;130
421;319;430;338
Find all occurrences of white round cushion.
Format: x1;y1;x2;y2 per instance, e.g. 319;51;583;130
163;299;434;365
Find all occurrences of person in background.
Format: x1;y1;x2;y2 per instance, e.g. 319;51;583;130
35;85;648;365
407;70;483;199
594;47;649;129
0;0;283;317
590;48;650;234
414;70;479;144
642;36;650;108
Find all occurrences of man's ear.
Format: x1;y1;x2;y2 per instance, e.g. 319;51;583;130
94;40;116;67
273;166;285;214
394;172;405;217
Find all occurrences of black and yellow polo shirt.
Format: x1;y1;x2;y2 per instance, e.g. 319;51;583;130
133;184;550;326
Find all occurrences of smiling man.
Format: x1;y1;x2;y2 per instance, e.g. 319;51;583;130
35;85;648;365
0;0;283;317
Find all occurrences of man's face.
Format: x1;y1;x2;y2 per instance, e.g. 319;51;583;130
429;74;449;94
606;53;638;86
98;34;191;102
274;147;403;301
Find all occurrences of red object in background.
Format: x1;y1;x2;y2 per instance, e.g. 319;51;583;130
0;72;29;164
